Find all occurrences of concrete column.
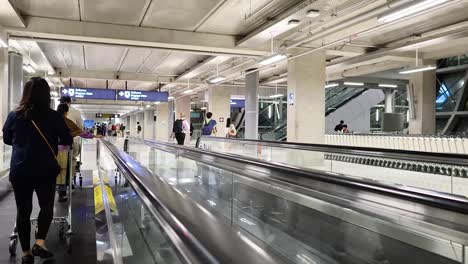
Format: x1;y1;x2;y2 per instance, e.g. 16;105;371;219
384;89;395;113
175;96;191;144
208;86;231;137
143;109;155;139
129;114;136;136
245;71;259;139
168;100;175;135
287;50;326;144
8;51;23;112
0;44;8;126
408;63;436;135
155;103;170;141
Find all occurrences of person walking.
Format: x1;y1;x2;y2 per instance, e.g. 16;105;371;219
172;113;190;145
3;77;73;264
59;96;83;187
136;122;142;138
226;118;237;138
120;124;126;137
201;112;217;136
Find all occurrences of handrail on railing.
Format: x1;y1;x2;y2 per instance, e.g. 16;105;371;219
144;137;468;214
99;139;282;264
196;136;468;167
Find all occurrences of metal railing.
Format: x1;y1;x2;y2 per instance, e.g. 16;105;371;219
99;139;283;264
134;137;468;263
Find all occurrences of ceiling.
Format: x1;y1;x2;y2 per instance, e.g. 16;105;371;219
3;0;468;115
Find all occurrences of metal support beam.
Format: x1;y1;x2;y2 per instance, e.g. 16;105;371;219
0;0;25;28
52;68;204;84
442;71;468;134
7;17;267;57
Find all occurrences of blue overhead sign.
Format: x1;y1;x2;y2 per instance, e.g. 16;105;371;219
61;87;116;100
116;90;168;102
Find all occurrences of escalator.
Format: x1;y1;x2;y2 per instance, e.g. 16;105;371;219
117;137;468;264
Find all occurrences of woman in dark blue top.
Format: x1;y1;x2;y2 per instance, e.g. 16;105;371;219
3;77;73;264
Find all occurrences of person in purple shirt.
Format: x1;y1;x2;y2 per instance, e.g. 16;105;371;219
3;77;73;264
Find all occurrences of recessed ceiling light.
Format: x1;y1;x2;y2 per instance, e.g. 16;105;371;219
288;19;301;27
399;65;437;74
208;76;226;84
344;82;364;86
378;84;398;88
258;53;287;66
325;83;339;88
306;9;320;18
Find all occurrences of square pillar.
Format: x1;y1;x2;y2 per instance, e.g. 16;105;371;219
143;109;155;139
208;86;231;137
175;96;191;144
0;42;8;126
408;62;436;135
155;103;170;141
129;114;136;136
245;71;259;139
287;50;326;144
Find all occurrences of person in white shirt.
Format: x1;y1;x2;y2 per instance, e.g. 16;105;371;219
60;96;84;187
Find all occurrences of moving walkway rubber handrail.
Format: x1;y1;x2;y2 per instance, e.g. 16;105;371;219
145;138;468;215
99;139;283;264
196;136;468;167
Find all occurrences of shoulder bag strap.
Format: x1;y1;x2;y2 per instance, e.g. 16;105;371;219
31;120;57;159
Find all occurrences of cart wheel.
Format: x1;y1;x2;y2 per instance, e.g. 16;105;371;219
9;238;17;256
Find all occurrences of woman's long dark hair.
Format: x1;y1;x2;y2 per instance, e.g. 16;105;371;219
56;103;69;117
16;77;51;120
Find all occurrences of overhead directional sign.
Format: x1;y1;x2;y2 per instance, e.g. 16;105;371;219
61;87;116;100
117;90;168;102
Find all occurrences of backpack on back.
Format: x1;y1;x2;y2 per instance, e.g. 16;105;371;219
173;119;184;134
202;119;216;135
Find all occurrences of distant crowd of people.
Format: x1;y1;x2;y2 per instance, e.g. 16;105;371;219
90;123;126;137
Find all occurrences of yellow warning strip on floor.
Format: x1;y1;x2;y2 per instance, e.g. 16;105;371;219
93;170;117;215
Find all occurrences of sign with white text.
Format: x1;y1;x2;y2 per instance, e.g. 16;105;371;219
117;90;168;102
61;87;116;100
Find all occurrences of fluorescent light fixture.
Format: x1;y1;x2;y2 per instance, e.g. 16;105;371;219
183;89;193;94
325;83;339;88
378;0;449;23
306;9;321;18
230;101;237;105
25;64;36;73
47;70;55;75
138;107;143;110
344;82;364;86
23;65;33;73
399;65;437;74
200;106;207;110
168;96;174;100
154;102;161;105
379;84;398;88
208;76;226;84
269;94;284;99
259;53;287;66
0;38;8;48
146;104;151;108
287;19;301;27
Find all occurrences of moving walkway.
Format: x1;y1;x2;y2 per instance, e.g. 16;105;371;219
2;136;468;263
197;136;468;196
120;137;468;264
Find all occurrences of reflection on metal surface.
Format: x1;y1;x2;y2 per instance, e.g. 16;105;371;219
129;137;468;263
